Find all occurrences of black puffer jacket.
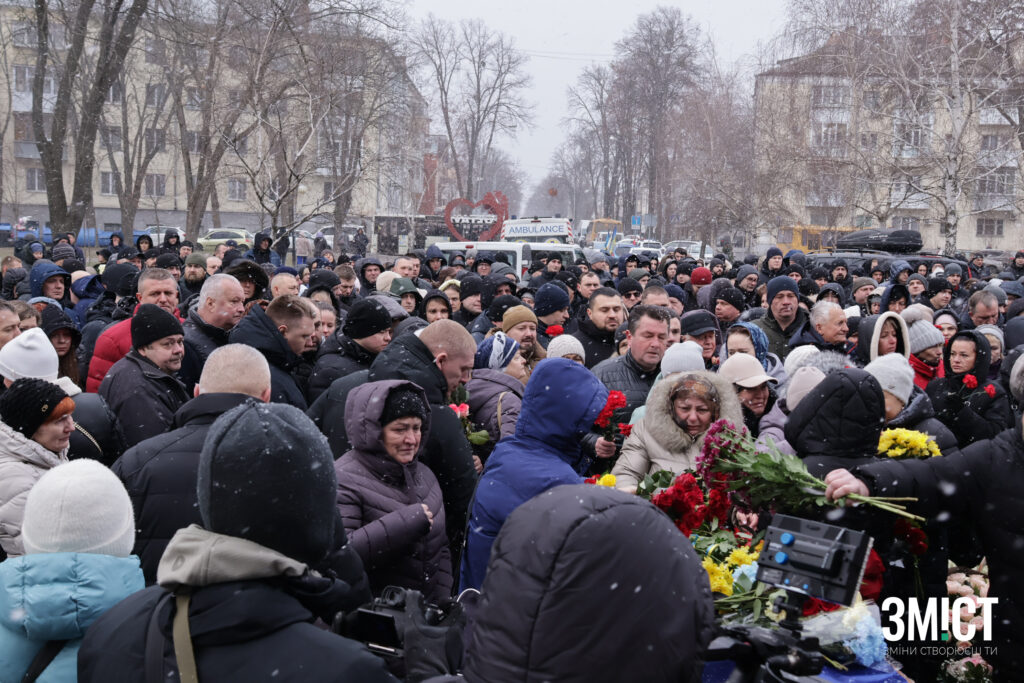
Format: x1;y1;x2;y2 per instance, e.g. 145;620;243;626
180;308;231;392
111;392;255;583
307;333;477;563
926;329;1012;448
77;292;126;380
98;351;191;448
570;316;617;369
68;390;126;466
592;351;659;426
460;485;715;683
854;424;1024;678
229;305;307;409
886;386;958;452
309;332;377;402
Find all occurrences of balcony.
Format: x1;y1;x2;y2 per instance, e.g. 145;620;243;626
973;194;1016;212
14;141;67;161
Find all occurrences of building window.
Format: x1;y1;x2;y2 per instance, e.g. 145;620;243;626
894;120;929;155
107;80;123;104
100;171;119;195
144;174;166;197
893;216;920;231
227;178;246;201
145;37;166;65
11;22;35;48
980;134;1002;152
777;228;794;242
977;218;1004;237
145;84;166;107
977;168;1014;196
185;87;203;110
144;128;165;154
13;65;55;94
863;90;882;111
323;181;336;202
101;126;122;152
811;85;849;108
859;132;878;149
184;130;204;154
812;122;846;148
25;168;45;192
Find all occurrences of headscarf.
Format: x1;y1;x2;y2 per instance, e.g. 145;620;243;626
728;321;771;371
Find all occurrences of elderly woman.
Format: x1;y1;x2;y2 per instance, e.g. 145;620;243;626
612;371;742;492
334;380;451;604
466;333;527;471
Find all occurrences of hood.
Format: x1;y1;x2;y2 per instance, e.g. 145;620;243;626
29;261;70;299
424;244;446;264
818;282;847;305
162;232;180;249
418;288;452;319
1004;317;1024;351
480;274;511;310
108;232;124;246
513;358;608;459
227;304;301;370
888;386;936;430
367;332;449;404
71;273;104;300
134;234;153;251
852;312;910;365
942;329;992;383
355;256;383;279
0;420;68;467
643;371;744;453
0;553;143;641
880;283;909;312
464;485;715;683
252;232;272;251
785;368;885;459
889;259;912;282
344;379;432;462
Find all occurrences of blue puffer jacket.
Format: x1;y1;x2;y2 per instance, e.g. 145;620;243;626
889;259;912;283
460;358;608;590
29;262;70;299
69;274;105;327
0;552;144;682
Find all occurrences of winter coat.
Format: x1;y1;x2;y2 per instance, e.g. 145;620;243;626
98;351;190;449
785;368;886;479
69;274;105;328
77;292;121;377
355;257;384;295
309;332;377;402
461;358;608;590
179;308;231;393
926;329;1012;448
465;369;524;444
0;553;144;682
756;396;796;456
753;307;809;360
112;393;254;583
787;320;845;353
335;380;452;604
307;333;477;562
887;386;958;453
459;485;715;683
849;312;910;367
853;425;1024;678
0;420;69;557
77;526;391;683
62;381;125;466
228;305;307;409
592;351;660;427
570;316;617;369
612;370;743;490
87;304;145;393
242;233;282;266
29;261;70;300
296;234;313;259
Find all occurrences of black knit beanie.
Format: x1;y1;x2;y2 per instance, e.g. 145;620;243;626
131;304;183;350
341;298;392;340
0;378;70;438
381;387;428;426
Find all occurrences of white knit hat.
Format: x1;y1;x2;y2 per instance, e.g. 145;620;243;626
783;344;820;377
662;340;704;374
22;459;136;557
546;334;586;363
786;366;826;411
864;353;915;405
0;328;58;382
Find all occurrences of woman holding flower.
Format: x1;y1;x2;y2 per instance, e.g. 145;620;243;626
926;330;1011;448
612;371;743;492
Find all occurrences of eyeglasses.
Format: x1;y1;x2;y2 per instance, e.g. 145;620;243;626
623;292;641;299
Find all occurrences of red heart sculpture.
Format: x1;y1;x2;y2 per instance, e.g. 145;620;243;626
444;192;509;241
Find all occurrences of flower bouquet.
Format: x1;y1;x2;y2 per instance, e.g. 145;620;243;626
594;390;628;440
447;402;490;447
584;473;617;487
878;428;942;459
545;324;564;337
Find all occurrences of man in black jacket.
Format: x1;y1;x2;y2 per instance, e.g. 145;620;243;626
592;304;670;427
308;297;392;401
78;402;391;682
572;288;626;369
112;344;270;583
179;273;246;392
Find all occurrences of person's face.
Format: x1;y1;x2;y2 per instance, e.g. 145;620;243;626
320;311;337;340
947;274;961;288
356;328;391;354
578;275;600;301
507;322;537;352
140;334;185;373
985;336;1002;364
712;264;724;277
768;255;783;270
588;294;624;331
32;413;74;453
621;289;641;309
273;278;299;298
888;297;907;313
637;275;650;288
727;332;755;357
737;383;770;417
476;262;491;276
673;395;713;436
883;392;904;422
139;237;152;251
715;300;740;324
462;293;482;315
627;316;669;370
546;259;562;273
307;311;322;352
363;265;381;283
50;329;73;357
0;310;22;348
819;292;840;305
675;272;689;286
896;270;909;284
494;283;513;298
279;316;315;355
443;287;460;311
184;264;206;284
42;276;65;300
788;271;802;282
971;303;999;327
937;321;957;341
665;264;677;279
395;260;416;278
214;244;229;259
949;338;977;374
309;290;332;306
739;274;758;292
179;245;193;258
18;316;37;332
429;258;442;272
382;417;422;464
815;277;828;289
424;299;449;322
207;281;246;329
239;279;256;299
166;265;182;281
578;263;589;274
504;353;528;382
917;264;929;275
770;291;798;322
853;285;874;305
833;266;848;281
139;278;179;313
684;330;717;360
668;297;684;316
877;320;899;357
335;279;354;297
206;257;221;276
643;292;670;309
817;309;848;344
931;290;952;308
917;343;943;365
436;351;474;394
668;316;681;345
908;280;925;297
400;293;418;313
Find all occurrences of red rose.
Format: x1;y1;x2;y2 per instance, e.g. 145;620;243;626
984;384;996;398
617;423;633;438
802;597;842;617
545;325;564;337
584;474;600;485
963;374;978;389
907;527;929;556
859;549;885;602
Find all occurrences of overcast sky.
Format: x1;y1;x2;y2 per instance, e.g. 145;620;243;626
406;0;790;194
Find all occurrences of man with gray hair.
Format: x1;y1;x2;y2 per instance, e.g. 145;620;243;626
111;344;271;583
787;300;848;353
180;273;247;392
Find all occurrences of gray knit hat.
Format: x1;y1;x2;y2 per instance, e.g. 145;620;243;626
907;320;945;355
864;353;915;405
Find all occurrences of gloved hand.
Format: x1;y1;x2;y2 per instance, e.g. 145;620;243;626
402;591;467;681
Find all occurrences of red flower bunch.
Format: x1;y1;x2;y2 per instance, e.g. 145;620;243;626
545;325;564;337
894;519;928;556
963;374;978;389
650;472;732;536
617;423;633;439
984;384;996;398
594;391;627;440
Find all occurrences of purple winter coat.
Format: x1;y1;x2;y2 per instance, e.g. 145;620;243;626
335;379;453;604
465;369;525;442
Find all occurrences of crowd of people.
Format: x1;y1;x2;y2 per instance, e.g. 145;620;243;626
0;230;1023;681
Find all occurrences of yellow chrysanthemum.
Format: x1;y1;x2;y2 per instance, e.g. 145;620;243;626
702;556;734;597
597;473;617;487
878;428;941;459
726;545;759;568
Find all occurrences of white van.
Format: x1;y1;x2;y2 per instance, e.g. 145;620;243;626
432;241;533;281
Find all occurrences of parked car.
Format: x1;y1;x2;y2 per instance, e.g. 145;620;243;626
197;228;254;252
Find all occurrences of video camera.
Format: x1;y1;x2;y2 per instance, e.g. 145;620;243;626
335;585;446;658
705;514;873;682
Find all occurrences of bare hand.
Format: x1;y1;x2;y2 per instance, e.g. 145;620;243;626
824;469;870;502
472;455;483;474
734;509;759;530
595;437;616;459
421;504;434;527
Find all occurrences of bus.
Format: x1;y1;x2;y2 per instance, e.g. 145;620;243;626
585;218;623;246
